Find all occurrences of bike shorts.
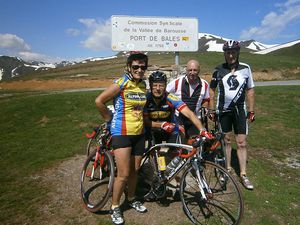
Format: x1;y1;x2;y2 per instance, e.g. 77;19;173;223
111;134;146;156
219;110;248;135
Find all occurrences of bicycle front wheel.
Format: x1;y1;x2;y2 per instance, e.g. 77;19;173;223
180;161;244;225
86;132;100;156
80;149;115;212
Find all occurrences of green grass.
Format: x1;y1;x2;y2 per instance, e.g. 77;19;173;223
0;91;100;223
0;86;299;224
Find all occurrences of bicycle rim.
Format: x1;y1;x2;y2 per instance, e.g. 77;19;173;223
180;161;244;225
80;149;115;212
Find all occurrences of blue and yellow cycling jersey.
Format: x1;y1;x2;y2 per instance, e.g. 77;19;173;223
110;74;147;136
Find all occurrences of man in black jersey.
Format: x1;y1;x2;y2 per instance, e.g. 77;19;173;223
144;71;212;143
209;40;255;190
143;71;213;199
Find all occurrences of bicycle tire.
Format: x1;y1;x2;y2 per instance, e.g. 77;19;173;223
180;160;244;225
136;154;156;198
80;149;115;212
86;132;100;156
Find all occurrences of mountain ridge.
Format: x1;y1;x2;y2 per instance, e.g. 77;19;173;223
1;33;299;81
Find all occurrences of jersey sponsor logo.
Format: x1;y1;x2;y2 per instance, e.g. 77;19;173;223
149;111;171;120
125;93;146;101
232;80;247;104
227;75;239;90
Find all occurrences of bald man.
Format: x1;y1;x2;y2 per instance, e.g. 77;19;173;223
166;59;210;138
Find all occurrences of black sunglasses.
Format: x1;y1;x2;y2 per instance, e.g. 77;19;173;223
131;65;147;70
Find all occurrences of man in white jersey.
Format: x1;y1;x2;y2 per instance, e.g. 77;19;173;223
209;40;255;190
166;59;210;138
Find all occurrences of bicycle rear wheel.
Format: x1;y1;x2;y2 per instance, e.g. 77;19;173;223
180;161;244;225
80;149;115;212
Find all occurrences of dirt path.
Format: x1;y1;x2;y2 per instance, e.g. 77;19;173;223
35;154;192;225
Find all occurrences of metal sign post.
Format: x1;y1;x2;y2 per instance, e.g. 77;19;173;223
175;52;179;66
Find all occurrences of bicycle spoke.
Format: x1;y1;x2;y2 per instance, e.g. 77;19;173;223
80;150;114;212
180;161;243;225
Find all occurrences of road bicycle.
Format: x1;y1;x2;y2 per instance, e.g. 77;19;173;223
81;123;244;224
80;123;115;212
138;134;244;225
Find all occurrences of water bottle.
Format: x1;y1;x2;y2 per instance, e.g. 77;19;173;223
165;156;182;176
158;156;166;171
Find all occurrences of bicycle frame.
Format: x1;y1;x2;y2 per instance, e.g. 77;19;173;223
141;137;210;199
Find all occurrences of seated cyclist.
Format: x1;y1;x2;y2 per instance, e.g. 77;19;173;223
143;71;213;200
144;71;213;145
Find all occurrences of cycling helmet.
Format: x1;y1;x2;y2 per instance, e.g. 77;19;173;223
126;51;148;68
149;71;167;84
223;40;240;52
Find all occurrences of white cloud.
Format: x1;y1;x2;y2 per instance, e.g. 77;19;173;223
66;28;81;36
0;33;31;51
78;18;111;51
275;0;300;8
0;33;63;63
240;0;300;41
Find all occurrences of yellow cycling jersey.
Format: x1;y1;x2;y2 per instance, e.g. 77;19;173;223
110;74;147;136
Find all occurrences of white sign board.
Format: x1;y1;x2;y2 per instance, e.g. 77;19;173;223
111;15;198;52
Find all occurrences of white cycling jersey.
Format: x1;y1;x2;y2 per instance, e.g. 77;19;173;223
210;62;254;110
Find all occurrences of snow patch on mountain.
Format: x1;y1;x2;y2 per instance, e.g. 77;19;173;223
254;39;300;54
81;56;117;63
199;33;230;41
24;63;55;70
205;40;224;52
246;41;278;51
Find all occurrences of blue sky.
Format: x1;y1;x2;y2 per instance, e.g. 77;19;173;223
0;0;300;63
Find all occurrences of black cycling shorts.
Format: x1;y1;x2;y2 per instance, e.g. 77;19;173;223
111;134;145;156
219;110;248;135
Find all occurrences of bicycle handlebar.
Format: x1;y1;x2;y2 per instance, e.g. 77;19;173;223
86;126;100;139
178;133;221;158
85;122;110;139
178;135;205;158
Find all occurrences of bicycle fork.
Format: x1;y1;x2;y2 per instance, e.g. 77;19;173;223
89;146;105;180
192;159;212;201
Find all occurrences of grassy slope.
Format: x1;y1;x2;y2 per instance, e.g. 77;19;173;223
6;48;300;82
0;86;299;224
